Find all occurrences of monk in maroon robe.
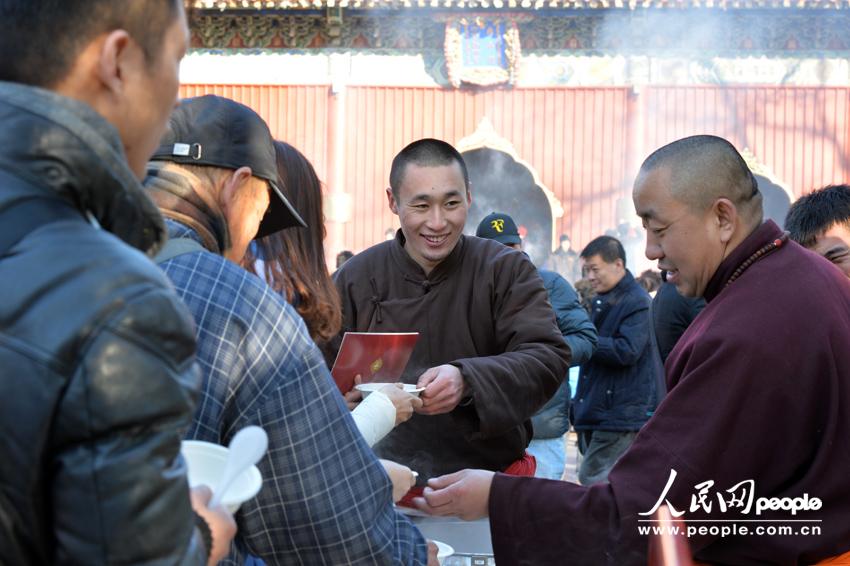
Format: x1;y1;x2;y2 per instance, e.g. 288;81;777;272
414;135;850;565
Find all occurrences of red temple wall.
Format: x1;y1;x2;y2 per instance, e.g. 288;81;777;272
179;83;850;257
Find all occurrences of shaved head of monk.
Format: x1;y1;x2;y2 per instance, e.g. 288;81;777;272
632;135;764;298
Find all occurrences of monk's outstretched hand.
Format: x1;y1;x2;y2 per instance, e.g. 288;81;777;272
411;469;494;521
416;364;467;415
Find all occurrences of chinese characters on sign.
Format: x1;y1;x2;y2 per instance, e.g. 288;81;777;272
460;19;507;68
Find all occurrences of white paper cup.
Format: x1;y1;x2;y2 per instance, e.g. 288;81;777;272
355;383;424;398
181;440;263;513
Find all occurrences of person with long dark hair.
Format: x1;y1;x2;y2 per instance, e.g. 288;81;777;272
244;140;342;344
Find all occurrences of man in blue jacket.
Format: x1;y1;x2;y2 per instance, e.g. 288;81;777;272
476;212;598;480
574;235;661;485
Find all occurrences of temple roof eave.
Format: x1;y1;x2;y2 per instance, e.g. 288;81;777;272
189;0;850;10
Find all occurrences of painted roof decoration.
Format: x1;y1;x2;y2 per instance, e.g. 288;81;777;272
188;9;850;51
190;0;849;9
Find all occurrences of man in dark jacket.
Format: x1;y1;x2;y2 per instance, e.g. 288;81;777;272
476;212;597;480
573;235;661;485
652;281;705;363
0;2;235;564
545;234;582;284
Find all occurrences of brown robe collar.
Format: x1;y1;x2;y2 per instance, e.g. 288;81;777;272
388;228;468;287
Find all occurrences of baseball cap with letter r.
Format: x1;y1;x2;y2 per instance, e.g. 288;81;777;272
475;211;522;245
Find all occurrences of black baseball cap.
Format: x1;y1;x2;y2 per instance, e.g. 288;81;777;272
476;212;522;245
151;95;306;238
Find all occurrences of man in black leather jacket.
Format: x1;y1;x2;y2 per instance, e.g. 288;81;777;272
0;1;235;564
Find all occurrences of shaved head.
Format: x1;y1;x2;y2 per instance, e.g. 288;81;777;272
638;135;763;229
633;135;767;297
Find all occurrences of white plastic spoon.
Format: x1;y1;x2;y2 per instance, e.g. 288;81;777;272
210;426;268;508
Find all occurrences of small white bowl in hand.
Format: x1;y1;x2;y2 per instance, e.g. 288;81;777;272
181;440;263;513
355;383;425;398
433;540;455;564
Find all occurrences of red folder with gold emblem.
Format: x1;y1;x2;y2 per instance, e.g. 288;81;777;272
330;332;419;394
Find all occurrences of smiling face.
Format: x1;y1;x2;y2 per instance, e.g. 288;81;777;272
633;166;728;298
810;222;850;278
387;161;471;275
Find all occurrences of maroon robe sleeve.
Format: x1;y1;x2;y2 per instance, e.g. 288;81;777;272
489;280;850;565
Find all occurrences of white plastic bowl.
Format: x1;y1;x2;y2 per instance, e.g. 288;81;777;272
356;383;424;398
181;439;263;513
433;540;455;564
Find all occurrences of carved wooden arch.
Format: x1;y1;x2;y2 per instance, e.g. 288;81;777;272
457;117;565;257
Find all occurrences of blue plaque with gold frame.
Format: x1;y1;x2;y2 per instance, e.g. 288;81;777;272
445;16;521;88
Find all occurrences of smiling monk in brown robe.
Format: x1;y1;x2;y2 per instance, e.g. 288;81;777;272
415;135;850;565
325;139;570;482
